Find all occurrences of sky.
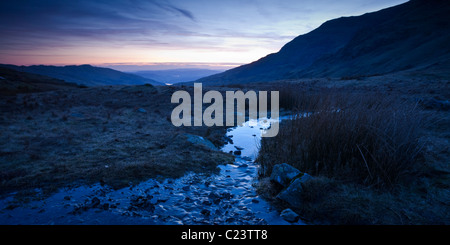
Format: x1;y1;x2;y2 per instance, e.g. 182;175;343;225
0;0;407;71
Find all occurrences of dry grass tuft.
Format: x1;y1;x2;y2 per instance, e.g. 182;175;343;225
258;89;426;188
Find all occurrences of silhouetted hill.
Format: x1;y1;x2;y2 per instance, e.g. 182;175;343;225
0;67;80;95
196;0;450;84
0;64;164;86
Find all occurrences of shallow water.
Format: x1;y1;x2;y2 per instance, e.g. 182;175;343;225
0;116;304;225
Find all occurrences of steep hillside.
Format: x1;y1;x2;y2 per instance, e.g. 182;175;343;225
196;0;450;84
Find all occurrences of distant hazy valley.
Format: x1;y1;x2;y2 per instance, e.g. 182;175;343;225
131;69;224;84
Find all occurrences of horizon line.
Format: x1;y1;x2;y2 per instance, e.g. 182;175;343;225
1;62;244;71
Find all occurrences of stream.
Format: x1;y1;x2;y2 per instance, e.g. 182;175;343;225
0;117;304;225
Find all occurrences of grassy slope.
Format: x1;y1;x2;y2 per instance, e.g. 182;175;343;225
0;67;80;96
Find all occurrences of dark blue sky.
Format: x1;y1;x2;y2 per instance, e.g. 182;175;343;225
0;0;407;70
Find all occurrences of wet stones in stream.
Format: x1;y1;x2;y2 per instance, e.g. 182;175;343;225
62;171;268;225
2;117;292;225
129;195;155;212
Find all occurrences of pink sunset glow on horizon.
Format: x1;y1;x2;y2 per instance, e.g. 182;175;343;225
0;0;407;70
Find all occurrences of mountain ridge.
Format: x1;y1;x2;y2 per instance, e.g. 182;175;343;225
0;64;164;86
195;0;450;85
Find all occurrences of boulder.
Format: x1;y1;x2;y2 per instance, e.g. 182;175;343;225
276;178;303;207
280;208;300;222
276;173;313;207
297;172;313;182
270;163;301;187
184;134;218;151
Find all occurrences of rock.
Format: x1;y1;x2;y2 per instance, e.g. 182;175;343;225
238;163;248;168
241;156;252;161
184;134;218;151
270;163;302;187
298;172;313;182
221;192;234;200
222;204;232;210
130;195;155;212
234;146;244;150
64;196;71;201
280;208;299;222
277;176;308;207
208;192;221;204
136;108;147;113
224;136;233;144
154;205;168;217
201;209;211;216
101;203;110;210
170;207;188;219
226;217;236;223
166;217;184;225
233;150;241;155
157;198;168;203
90;197;101;208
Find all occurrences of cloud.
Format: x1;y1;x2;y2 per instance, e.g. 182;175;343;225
0;0;198;51
170;6;196;21
0;0;409;66
151;0;197;22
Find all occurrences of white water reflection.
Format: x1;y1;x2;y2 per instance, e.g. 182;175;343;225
221;116;289;160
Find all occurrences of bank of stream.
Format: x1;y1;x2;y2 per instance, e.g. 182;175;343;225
0;116;304;225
